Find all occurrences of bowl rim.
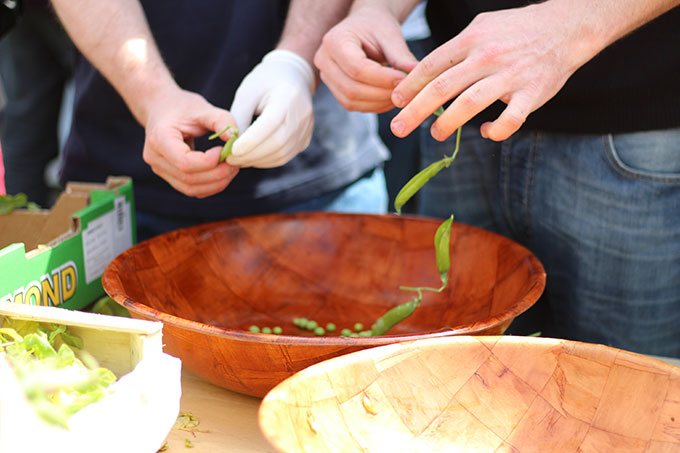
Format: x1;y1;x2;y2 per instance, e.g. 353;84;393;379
102;212;547;346
257;335;680;450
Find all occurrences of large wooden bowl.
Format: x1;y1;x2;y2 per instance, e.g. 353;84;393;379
259;336;680;452
102;213;545;397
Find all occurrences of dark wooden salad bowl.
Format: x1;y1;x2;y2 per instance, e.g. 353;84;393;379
102;212;545;397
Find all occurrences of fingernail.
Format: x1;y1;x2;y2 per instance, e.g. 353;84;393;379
431;126;441;141
392;92;404;107
391;120;405;136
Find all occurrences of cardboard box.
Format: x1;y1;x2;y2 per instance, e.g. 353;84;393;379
0;177;136;310
0;300;181;453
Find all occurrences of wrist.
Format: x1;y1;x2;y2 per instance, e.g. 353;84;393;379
128;77;182;126
133;81;183;127
350;0;417;22
529;1;608;73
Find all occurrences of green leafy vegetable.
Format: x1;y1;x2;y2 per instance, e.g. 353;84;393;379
0;193;41;215
0;318;117;428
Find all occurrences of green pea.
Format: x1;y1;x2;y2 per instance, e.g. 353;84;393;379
273;326;283;334
353;323;364;332
340;328;352;337
434;215;454;285
248;325;260;333
370;298;420;336
307;320;318;330
325;323;336;332
313;326;325;336
394;159;448;215
261;327;272;334
358;330;373;337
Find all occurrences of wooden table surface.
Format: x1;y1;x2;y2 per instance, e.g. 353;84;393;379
163;355;680;453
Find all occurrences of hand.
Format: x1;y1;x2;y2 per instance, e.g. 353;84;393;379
314;3;419;113
227;50;315;168
391;3;592;142
142;88;239;198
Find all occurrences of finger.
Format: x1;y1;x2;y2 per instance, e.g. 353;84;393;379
392;40;467;108
480;91;533;141
153;157;240;198
245;121;315;169
321;33;407;89
230;100;290;160
170;168;240;198
192;106;236;140
229;114;307;167
230;86;258;133
430;75;507;141
390;61;480;138
146;143;237;185
150;128;224;173
318;65;397;112
373;33;419;75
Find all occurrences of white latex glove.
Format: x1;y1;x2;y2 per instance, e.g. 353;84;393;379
227;49;315;168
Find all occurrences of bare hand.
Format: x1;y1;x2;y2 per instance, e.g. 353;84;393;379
391;3;589;142
314;4;419;113
142;89;240;198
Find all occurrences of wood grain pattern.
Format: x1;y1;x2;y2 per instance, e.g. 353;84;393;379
259;336;680;453
102;213;545;397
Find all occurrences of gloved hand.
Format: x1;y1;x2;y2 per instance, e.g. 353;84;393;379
227;49;315;168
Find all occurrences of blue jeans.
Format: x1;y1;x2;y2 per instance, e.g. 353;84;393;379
418;120;680;357
136;167;387;242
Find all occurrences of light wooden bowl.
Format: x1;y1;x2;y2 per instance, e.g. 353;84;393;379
102;213;545;397
259;336;680;453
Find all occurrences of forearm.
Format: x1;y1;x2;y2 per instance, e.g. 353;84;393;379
51;0;178;125
350;0;422;23
545;0;680;67
277;0;353;68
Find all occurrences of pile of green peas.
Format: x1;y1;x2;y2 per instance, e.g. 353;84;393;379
294;319;374;337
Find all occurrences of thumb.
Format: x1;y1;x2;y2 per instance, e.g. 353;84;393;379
229;83;261;133
383;40;419;74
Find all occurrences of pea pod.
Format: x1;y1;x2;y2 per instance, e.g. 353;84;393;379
394;159;448;214
370;297;420;336
209;125;237;141
434;215;454;285
219;134;238;162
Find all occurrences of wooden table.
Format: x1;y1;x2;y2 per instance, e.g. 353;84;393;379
163;355;680;453
163;371;274;452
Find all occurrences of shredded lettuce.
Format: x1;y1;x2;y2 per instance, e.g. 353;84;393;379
0;317;117;428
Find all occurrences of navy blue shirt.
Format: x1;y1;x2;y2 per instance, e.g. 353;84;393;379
425;1;680;134
60;0;387;218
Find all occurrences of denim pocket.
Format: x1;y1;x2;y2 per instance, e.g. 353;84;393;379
604;128;680;183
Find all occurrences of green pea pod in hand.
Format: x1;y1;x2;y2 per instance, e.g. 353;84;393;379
370;297;420;336
219;135;238;163
210;125;240;163
209;125;237;141
434;215;454;286
394;159;448;214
